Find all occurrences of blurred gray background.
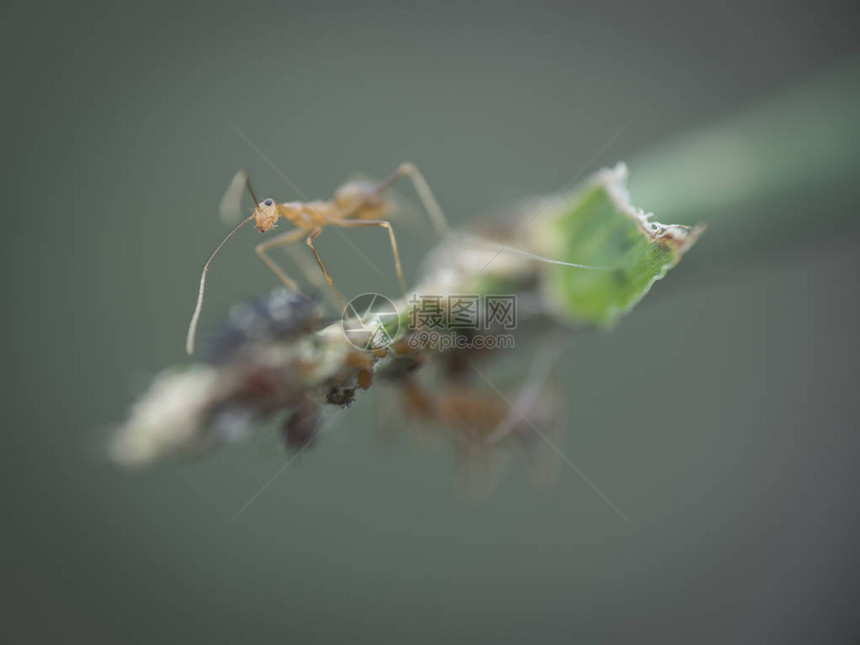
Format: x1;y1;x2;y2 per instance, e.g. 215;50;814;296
3;1;860;642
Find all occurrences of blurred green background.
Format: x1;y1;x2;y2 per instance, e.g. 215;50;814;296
3;1;860;642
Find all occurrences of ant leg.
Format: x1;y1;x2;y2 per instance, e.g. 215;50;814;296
254;226;340;310
371;164;605;273
395;162;450;237
355;163;450;237
484;333;564;445
304;227;346;311
255;228;309;292
282;245;343;310
218;170;250;225
337;219;407;299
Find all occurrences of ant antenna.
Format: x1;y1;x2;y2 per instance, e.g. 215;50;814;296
186;215;255;355
185;215;254;356
459;233;611;270
187;172;265;354
244;174;260;206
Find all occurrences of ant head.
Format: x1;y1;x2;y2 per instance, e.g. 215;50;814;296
253;198;278;233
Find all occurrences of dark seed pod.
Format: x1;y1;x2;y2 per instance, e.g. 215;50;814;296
283;399;321;450
325;384;356;407
207;289;321;364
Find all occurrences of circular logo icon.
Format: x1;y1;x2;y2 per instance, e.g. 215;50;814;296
341;292;400;350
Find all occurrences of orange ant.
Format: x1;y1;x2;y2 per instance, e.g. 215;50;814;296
185;163;450;355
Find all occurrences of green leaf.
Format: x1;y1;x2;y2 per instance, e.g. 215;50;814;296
538;165;703;327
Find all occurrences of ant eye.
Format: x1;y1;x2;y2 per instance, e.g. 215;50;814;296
263;198;274;207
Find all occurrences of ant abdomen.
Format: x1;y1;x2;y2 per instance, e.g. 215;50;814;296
334;180;389;219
